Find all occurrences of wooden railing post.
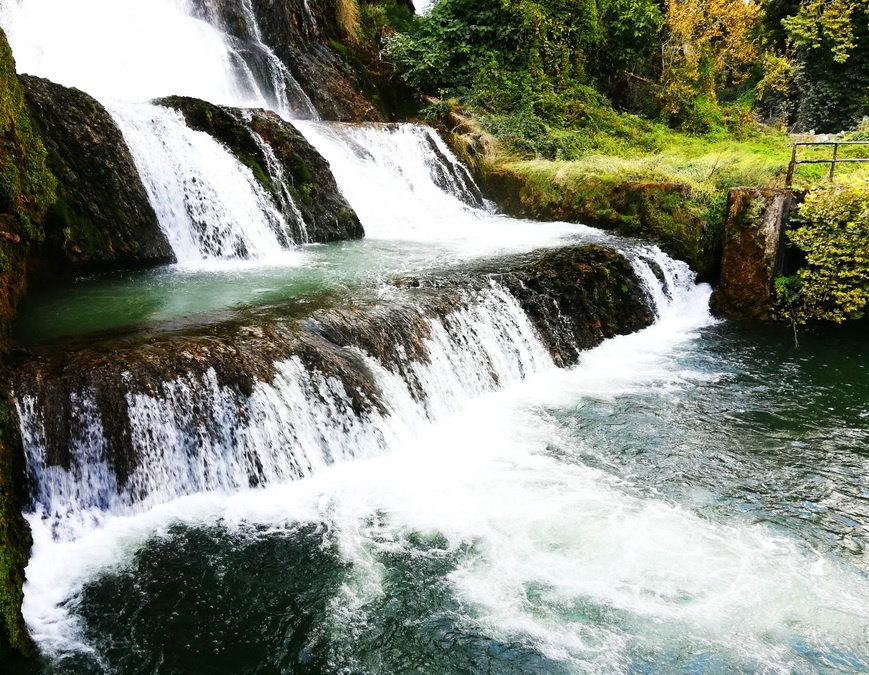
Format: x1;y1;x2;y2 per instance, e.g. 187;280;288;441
786;141;869;186
786;144;797;187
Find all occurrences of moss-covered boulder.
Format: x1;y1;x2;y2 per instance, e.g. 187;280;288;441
493;245;655;365
155;96;363;242
20;76;174;275
0;30;56;339
0;386;32;663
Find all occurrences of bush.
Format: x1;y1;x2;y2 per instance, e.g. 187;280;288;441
776;177;869;324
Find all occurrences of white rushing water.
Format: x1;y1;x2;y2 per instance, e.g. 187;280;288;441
7;1;868;669
0;0;318;264
20;260;869;671
18;280;556;542
18;249;696;650
105;101;302;264
0;0;314;113
0;0;595;266
294;121;592;255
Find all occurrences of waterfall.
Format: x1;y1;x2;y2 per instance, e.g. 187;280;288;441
17;281;560;541
106;101;301;264
293;122;486;234
293;121;596;254
0;0;317;263
15;246;701;543
0;0;315;113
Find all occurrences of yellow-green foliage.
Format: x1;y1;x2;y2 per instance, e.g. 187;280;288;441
334;0;362;43
462;125;832;276
776;177;869;324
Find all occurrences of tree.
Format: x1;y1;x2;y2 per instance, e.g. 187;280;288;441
757;0;869;132
659;0;761;130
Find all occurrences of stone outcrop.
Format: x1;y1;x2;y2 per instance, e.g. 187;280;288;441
711;187;795;322
192;0;418;122
155;96;363;242
21;76;175;274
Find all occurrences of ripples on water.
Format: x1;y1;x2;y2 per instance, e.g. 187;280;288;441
561;322;869;560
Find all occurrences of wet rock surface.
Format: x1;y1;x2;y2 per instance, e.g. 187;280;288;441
192;0;415;122
711;187;794;322
21;76;174;274
155;96;363;243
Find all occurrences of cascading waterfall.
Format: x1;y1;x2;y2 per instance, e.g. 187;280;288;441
293;121;488;237
0;0;315;113
106;101;300;263
0;0;317;263
245;120;310;243
16;277;575;541
0;0;587;263
14;246;716;663
6;3;869;671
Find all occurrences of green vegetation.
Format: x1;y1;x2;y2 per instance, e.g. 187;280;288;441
0;30;55;243
0;27;48;659
0;393;31;660
376;0;869;313
776;177;869;324
389;0;868;134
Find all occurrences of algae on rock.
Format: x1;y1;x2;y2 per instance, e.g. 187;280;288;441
155;96;364;242
21;76;174;274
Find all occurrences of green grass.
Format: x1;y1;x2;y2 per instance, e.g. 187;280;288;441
478;105;869;192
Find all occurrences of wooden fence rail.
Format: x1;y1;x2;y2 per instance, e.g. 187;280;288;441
786;141;869;187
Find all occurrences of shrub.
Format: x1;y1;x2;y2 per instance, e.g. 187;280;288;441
776;177;869;324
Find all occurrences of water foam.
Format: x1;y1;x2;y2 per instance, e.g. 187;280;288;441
21;270;869;671
293;121;594;254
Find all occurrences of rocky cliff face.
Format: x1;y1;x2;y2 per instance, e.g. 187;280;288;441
0;26;48;660
155;96;363;242
21;76;175;275
193;0;417;122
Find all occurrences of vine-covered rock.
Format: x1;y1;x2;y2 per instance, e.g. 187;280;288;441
0;26;46;660
155;96;364;243
20;76;174;274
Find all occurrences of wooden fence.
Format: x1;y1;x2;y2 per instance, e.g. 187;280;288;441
786;141;869;187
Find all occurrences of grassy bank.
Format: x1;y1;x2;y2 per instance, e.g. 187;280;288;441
438;104;869;279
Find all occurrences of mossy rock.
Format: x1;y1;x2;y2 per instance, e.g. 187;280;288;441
0;385;32;661
478;165;721;281
0;27;57;344
155;96;364;243
20;76;174;276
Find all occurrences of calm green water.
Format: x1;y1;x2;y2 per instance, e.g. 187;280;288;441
14;241;434;344
15;321;869;675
